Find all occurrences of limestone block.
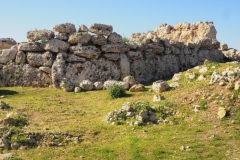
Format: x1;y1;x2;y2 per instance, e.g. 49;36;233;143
68;32;91;44
89;23;113;36
104;53;119;61
70;45;101;59
107;32;122;43
91;35;107;46
0;38;17;49
27;30;55;42
41;39;70;53
55;33;69;41
0;46;17;64
27;51;53;67
78;24;89;32
18;42;44;52
101;43;129;53
152;80;170;93
15;51;26;64
53;23;76;34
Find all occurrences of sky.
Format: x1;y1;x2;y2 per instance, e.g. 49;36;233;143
1;0;239;50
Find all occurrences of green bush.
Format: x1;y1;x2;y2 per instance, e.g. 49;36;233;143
108;84;126;99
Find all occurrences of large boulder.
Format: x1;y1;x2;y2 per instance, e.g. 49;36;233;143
101;43;129;53
18;42;44;52
78;24;89;32
55;33;69;41
152;80;170;93
147;43;164;54
0;46;17;64
222;49;240;61
120;53;130;80
123;76;137;87
91;35;107;46
52;53;66;88
89;23;113;36
68;32;91;44
70;45;101;59
126;51;143;61
27;51;53;67
107;32;122;43
41;39;70;53
66;54;86;63
27;30;55;42
129;84;145;92
53;23;76;34
0;38;17;49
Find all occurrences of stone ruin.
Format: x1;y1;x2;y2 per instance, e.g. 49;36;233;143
0;22;239;89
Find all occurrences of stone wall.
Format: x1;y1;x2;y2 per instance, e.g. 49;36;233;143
0;22;238;88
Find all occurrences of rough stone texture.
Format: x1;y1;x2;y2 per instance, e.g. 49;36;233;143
120;53;130;80
0;38;17;49
126;51;143;61
93;81;103;90
80;80;94;91
101;43;129;53
222;49;240;61
65;58;120;85
78;24;89;32
219;43;228;51
74;86;81;93
27;52;53;67
53;23;76;34
66;54;86;63
55;33;69;41
104;53;119;61
15;51;26;64
52;53;66;88
152;80;170;93
27;30;55;42
18;42;44;52
103;80;128;89
147;43;164;54
70;45;101;59
123;75;137;87
129;84;145;92
68;32;91;44
1;62;52;87
154;22;217;45
91;35;107;46
153;94;165;102
60;78;74;92
0;46;18;64
89;23;113;36
41;39;70;53
108;32;122;43
39;66;51;74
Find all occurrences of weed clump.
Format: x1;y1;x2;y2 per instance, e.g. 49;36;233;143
108;84;126;99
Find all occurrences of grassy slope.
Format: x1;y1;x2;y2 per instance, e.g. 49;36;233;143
0;62;239;160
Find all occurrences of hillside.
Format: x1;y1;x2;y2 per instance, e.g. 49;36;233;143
0;61;239;160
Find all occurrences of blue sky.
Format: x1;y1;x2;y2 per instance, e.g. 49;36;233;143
1;0;239;50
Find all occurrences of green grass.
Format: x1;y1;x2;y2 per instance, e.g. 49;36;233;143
0;62;239;159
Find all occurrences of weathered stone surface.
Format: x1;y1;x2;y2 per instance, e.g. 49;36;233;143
152;80;170;93
123;75;136;87
39;66;51;74
55;33;69;41
52;53;66;88
67;54;86;63
147;43;164;54
235;80;240;90
108;32;122;43
78;24;89;32
27;30;55;42
91;35;107;46
129;84;145;92
74;86;81;93
27;51;53;67
120;53;130;80
169;82;180;88
41;39;70;53
60;78;74;92
1;62;52;87
222;49;240;61
101;43;129;53
218;107;226;119
65;58;120;85
53;23;76;34
103;80;128;89
80;80;94;91
89;23;113;36
15;51;26;64
104;53;119;61
70;45;101;58
0;46;17;64
0;38;17;49
93;81;103;90
0;153;14;159
68;32;91;44
18;42;44;52
219;43;228;51
126;51;143;60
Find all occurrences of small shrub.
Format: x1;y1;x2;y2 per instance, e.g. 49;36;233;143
122;37;129;43
0;101;11;110
199;100;207;110
108;84;126;99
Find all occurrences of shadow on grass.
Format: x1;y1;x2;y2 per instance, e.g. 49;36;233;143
0;89;19;95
